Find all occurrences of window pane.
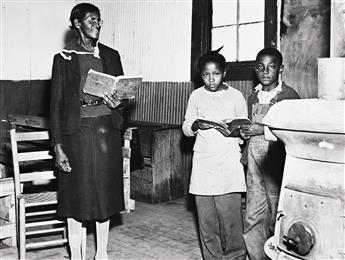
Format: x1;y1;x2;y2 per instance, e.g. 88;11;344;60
212;26;237;62
212;0;237;27
238;22;264;61
239;0;264;24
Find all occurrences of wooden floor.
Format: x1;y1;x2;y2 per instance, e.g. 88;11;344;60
0;196;203;260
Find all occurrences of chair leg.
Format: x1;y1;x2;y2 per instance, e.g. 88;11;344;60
18;197;26;260
63;225;67;240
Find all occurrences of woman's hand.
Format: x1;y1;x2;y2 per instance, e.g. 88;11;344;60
103;92;122;108
239;123;264;139
54;144;72;173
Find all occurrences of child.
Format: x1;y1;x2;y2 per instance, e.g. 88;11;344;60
240;48;300;260
182;50;247;260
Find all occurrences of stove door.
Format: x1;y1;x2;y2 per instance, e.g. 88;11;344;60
276;186;344;259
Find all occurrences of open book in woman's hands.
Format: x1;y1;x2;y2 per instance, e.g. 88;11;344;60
197;118;252;137
83;69;142;99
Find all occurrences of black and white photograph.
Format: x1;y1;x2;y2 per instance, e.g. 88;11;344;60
0;0;344;259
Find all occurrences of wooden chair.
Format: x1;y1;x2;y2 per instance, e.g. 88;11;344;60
10;126;67;259
8;115;135;258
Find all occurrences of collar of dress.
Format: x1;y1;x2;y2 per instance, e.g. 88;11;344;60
59;40;100;60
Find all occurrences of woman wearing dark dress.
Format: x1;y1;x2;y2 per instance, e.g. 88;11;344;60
50;3;125;259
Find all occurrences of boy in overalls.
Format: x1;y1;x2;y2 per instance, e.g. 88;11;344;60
240;48;300;260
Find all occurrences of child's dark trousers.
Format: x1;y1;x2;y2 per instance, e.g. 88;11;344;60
195;193;247;260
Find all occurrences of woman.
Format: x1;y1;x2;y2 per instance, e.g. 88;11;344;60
50;3;125;259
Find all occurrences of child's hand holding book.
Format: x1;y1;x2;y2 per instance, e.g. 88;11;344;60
196;118;252;137
239;123;264;139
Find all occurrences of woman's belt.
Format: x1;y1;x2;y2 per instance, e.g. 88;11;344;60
80;98;111;118
80;98;104;107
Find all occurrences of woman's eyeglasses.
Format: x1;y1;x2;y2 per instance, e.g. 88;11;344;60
84;16;103;27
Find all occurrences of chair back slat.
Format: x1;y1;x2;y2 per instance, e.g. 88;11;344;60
8;114;49;129
15;131;50;141
19;171;56;183
18;151;52;162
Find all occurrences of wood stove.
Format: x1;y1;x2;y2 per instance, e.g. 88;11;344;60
262;98;345;259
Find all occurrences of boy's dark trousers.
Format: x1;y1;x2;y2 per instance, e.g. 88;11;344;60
195;193;247;260
242;135;285;260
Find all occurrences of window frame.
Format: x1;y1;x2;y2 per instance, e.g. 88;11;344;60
212;0;265;63
191;0;277;82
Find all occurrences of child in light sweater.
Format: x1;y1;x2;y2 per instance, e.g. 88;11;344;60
182;50;247;260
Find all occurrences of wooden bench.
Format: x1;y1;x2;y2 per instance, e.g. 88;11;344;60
126;123;193;203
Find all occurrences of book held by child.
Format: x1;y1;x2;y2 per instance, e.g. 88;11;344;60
83;69;142;99
197;118;252;137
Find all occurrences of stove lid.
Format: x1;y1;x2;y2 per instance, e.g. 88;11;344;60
262;99;345;134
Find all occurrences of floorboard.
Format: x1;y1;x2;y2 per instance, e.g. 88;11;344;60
0;196;203;260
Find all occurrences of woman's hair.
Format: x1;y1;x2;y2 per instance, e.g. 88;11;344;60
256;48;283;65
197;48;226;73
69;3;100;29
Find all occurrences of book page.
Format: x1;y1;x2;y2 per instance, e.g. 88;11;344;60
83;69;117;98
197;119;231;136
197;118;252;137
114;76;142;99
83;69;142;99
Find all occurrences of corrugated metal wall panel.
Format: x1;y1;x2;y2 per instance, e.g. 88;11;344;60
127;82;193;125
126;80;253;125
